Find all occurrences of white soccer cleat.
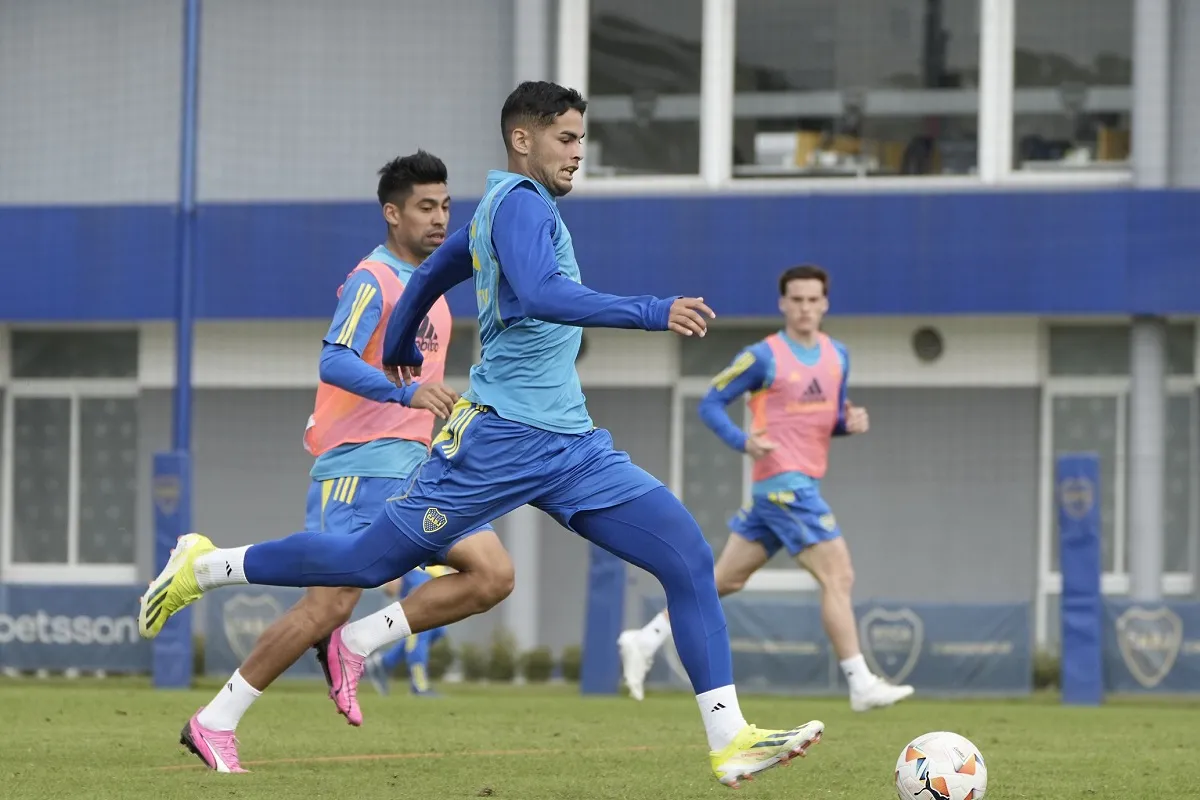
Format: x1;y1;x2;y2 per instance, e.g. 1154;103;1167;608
617;629;656;701
850;676;915;712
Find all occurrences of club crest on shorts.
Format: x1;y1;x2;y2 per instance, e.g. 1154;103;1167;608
1116;605;1183;688
859;606;923;683
423;507;448;534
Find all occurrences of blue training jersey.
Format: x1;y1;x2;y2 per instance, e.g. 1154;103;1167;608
699;331;850;496
465;171;590;432
310;244;430;481
379;171;673;435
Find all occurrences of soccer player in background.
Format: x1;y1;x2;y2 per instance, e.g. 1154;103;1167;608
140;81;824;789
617;265;915;713
364;566;451;697
177;152;511;773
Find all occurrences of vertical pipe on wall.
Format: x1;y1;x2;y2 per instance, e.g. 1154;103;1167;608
173;0;201;453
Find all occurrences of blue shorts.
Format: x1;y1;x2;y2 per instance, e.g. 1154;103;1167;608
728;487;842;559
384;400;662;555
305;474;493;563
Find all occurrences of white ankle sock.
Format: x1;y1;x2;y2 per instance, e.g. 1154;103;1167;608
640;611;672;650
196;670;261;732
194;547;250;590
339;601;412;657
840;654;874;693
696;685;747;751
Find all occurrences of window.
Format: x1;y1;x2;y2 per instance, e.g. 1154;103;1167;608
10;329;138;378
1045;324;1197;583
586;0;703;176
732;0;981;178
1048;323;1195;377
3;330;139;582
1013;0;1132;172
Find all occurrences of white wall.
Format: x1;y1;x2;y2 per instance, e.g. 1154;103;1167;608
0;0;182;205
133;317;1042;389
196;0;514;202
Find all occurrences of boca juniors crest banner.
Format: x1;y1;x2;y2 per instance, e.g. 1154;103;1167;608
203;586;390;678
641;596;1032;696
1103;601;1200;693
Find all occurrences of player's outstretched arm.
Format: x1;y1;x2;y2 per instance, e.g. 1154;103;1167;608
494;189;712;334
697;344;772;453
319;343;417;404
382;225;474;372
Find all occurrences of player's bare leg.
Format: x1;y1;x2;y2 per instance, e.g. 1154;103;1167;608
181;585;362;772
798;538;913;711
620;534;767;700
317;530;514;721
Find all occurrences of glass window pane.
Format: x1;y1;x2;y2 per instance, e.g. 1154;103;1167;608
1048;325;1129;376
1161;394;1193;573
1052;395;1117;572
680;327;779;377
11;330;139;378
12;397;71;564
587;0;702;176
733;0;980;178
1166;324;1196;377
1014;0;1132;172
78;398;138;565
1048;324;1195;377
683;396;744;555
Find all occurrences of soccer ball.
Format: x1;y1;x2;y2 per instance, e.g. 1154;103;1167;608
894;731;987;800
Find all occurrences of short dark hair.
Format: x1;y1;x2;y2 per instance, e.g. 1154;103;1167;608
778;264;829;296
376;150;448;207
500;80;588;152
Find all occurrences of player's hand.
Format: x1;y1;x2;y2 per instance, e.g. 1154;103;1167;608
744;427;777;460
384;364;424;387
844;401;869;434
409;382;459;419
668;297;716;337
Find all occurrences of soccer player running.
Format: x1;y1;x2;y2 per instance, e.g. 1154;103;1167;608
618;266;915;713
178;152;511;773
140;81;823;789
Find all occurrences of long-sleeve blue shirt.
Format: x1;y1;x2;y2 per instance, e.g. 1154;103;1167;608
700;333;850;495
383;191;673;372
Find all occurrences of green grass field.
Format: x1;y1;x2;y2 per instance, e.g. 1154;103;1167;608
2;678;1196;799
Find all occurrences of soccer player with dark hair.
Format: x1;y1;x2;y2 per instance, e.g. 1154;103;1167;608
619;265;915;712
141;83;824;788
175;151;511;772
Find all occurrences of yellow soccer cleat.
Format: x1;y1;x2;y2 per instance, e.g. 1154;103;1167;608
709;720;824;788
138;533;215;639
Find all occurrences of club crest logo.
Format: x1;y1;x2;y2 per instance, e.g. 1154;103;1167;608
222;593;285;661
1058;476;1096;520
1115;605;1182;688
423;507;448;534
152;475;181;516
860;607;923;683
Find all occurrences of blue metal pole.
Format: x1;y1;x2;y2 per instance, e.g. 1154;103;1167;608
152;0;201;690
174;0;200;453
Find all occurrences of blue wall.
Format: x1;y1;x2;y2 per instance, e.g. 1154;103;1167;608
2;189;1198;321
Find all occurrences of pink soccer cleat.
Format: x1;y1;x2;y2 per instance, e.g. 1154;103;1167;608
314;625;366;726
180;710;246;773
